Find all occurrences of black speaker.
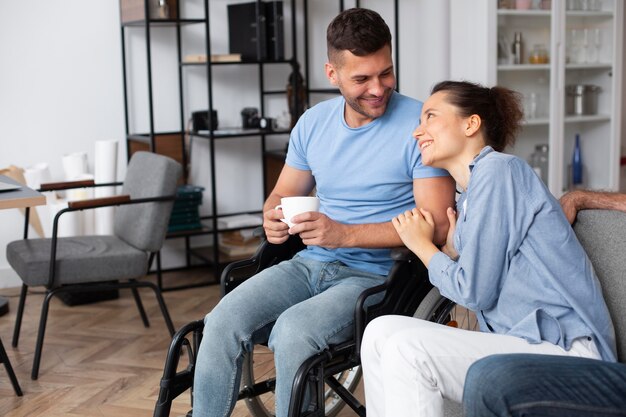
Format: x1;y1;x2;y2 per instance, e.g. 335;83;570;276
192;110;218;131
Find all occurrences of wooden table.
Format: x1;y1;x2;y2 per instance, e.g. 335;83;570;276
0;175;46;315
0;175;46;210
0;175;39;396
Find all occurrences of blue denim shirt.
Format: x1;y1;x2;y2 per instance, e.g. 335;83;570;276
429;147;617;362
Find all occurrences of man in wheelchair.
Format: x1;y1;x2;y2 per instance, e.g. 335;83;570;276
191;8;455;417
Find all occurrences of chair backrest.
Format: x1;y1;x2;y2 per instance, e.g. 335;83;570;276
574;209;626;362
114;151;182;252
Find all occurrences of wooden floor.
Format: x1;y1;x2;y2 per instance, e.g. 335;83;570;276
0;269;362;417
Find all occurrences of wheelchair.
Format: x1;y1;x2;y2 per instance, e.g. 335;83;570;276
153;234;474;417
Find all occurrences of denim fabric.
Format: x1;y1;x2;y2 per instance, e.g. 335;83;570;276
428;146;616;361
192;255;386;417
463;354;626;417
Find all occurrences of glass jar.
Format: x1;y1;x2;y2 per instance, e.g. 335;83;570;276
530;144;549;185
529;44;549;64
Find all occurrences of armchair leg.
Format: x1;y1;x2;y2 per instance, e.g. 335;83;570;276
129;281;150;328
145;282;175;336
32;290;54;380
12;284;28;348
0;338;23;396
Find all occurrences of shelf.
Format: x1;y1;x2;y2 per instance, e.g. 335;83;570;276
167;224;212;239
564;114;611;123
498;10;613;18
523;115;612;127
565;63;612;70
192;245;261;264
122;18;206;27
181;59;295;66
127;132;182;144
308;88;341;95
565;11;614;18
498;64;550;71
191;128;291;139
523;118;550;126
497;9;550;17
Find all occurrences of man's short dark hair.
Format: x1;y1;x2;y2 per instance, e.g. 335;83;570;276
326;8;392;65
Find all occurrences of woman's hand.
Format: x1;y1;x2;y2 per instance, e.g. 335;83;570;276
441;207;459;260
392;208;437;259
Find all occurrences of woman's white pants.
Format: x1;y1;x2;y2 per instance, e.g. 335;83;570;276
361;315;601;417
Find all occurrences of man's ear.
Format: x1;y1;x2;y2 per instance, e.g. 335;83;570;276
465;114;482;137
325;62;338;86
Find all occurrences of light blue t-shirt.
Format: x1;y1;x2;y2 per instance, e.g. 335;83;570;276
286;91;448;275
429;146;617;362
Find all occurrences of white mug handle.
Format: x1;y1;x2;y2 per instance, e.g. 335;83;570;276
275;204;282;211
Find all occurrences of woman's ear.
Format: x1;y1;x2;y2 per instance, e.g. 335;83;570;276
465;114;482;137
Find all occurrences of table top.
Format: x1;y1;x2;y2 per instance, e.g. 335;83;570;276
0;175;46;210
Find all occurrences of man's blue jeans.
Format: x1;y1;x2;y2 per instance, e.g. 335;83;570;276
463;354;626;417
192;255;386;417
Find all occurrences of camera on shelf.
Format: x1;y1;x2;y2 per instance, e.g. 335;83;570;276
241;107;276;130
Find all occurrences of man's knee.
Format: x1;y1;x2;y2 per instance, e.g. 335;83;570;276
269;311;324;355
464;355;525;417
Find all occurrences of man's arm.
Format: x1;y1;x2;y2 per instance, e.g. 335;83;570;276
292;175;456;249
413;176;457;246
560;190;626;224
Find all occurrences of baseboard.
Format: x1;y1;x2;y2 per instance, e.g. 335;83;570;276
0;267;22;289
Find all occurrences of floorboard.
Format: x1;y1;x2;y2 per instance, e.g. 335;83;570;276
0;269;362;417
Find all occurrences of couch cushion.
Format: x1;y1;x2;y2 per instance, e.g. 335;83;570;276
574;209;626;362
7;236;149;287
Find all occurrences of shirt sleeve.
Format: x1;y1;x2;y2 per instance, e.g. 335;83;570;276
428;159;535;311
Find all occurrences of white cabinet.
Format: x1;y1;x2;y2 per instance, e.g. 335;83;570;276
489;0;622;195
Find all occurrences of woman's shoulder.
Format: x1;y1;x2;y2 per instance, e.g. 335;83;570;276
479;150;529;173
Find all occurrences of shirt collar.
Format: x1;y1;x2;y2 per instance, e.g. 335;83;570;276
468;146;495;172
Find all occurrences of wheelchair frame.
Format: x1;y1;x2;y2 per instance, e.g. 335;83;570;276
153;234;433;417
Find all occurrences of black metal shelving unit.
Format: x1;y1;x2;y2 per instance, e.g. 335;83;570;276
120;0;300;290
120;0;398;290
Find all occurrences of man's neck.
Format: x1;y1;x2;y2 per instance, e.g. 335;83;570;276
343;105;375;128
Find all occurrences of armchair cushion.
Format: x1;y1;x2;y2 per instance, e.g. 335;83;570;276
574;209;626;362
7;236;149;287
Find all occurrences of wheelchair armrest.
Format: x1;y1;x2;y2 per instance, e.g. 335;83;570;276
353;252;430;354
390;246;415;261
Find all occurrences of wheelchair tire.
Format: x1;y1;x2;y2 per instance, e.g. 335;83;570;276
413;287;478;331
241;346;362;417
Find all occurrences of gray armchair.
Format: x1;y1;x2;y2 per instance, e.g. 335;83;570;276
6;151;181;380
444;208;626;417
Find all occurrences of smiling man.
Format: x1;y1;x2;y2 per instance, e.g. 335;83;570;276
192;8;455;417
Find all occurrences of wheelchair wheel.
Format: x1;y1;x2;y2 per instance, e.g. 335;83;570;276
241;345;361;417
413;286;479;331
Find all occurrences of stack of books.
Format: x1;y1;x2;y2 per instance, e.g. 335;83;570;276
168;185;205;233
219;229;262;257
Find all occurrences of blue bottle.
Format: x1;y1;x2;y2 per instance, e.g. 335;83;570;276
572;133;583;186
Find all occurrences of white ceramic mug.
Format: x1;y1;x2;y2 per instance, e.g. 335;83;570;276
275;196;320;227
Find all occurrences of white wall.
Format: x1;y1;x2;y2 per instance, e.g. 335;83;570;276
0;0;125;287
0;0;458;287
